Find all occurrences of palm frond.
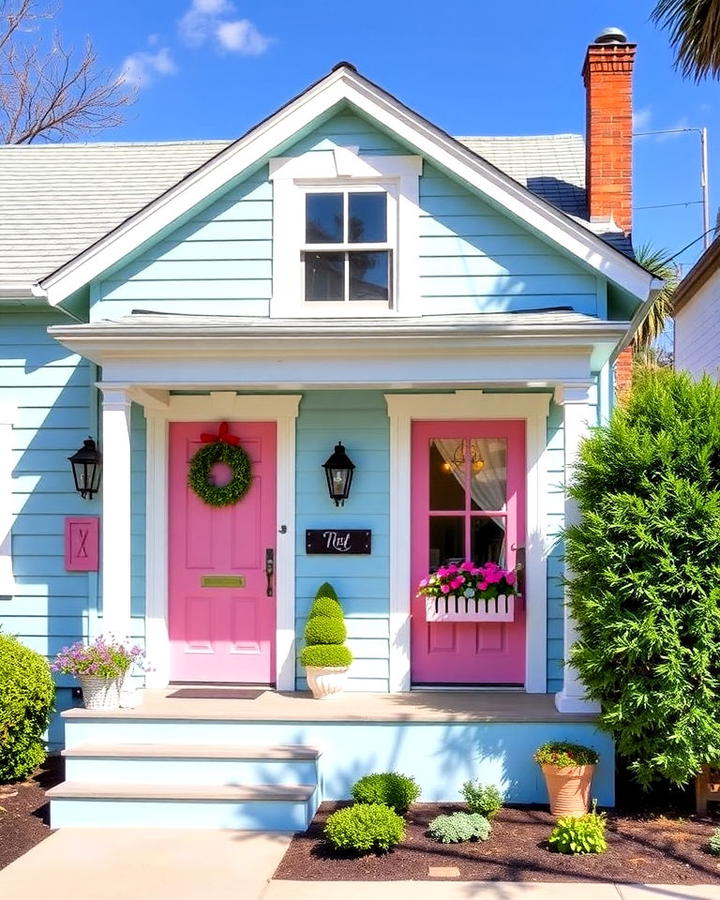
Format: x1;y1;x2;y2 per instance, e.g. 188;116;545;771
633;243;680;349
652;0;720;81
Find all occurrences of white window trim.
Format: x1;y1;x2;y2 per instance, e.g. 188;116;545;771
137;391;301;690
0;403;17;597
385;390;551;693
270;147;422;317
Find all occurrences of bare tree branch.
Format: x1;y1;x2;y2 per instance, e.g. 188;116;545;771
0;0;134;144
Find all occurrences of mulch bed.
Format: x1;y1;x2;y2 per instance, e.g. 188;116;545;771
0;755;63;870
274;801;720;883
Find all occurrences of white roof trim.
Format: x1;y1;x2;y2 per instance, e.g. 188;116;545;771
39;66;655;306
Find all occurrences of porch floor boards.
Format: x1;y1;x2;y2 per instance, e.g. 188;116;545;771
62;689;597;723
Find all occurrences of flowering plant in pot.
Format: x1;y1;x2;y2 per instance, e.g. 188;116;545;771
417;560;518;621
299;582;352;699
53;636;144;711
534;741;599;817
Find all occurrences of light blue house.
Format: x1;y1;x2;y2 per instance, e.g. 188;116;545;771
0;31;659;829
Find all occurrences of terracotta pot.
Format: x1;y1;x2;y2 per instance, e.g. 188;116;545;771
305;666;349;699
541;763;596;817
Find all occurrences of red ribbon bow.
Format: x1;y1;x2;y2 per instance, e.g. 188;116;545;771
199;421;239;445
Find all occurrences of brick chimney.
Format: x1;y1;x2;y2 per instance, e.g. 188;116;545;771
583;27;637;236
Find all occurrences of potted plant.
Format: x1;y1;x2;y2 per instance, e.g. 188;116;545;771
417;560;518;622
534;740;598;817
53;636;144;711
300;582;352;699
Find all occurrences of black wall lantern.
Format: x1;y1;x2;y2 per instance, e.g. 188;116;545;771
68;438;103;499
322;441;355;507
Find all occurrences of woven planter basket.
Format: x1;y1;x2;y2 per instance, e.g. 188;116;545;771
78;675;121;710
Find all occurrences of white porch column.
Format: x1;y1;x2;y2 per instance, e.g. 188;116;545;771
555;383;601;714
100;387;132;639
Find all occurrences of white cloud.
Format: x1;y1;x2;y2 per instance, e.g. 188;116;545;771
121;46;177;88
178;0;271;55
632;107;652;132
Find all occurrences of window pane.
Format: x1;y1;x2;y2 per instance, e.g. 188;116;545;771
349;192;387;243
470;439;507;511
471;516;506;565
306;193;343;243
305;252;344;301
429;517;465;569
429;440;465;510
349;251;389;301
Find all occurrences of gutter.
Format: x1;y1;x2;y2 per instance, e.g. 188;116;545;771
610;276;665;361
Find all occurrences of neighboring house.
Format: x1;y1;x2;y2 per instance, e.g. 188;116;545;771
674;235;720;376
0;30;659;829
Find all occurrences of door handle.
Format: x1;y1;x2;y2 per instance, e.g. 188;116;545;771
265;548;274;597
511;544;525;595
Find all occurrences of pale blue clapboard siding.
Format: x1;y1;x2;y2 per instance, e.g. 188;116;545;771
295;391;390;691
283;111;409;157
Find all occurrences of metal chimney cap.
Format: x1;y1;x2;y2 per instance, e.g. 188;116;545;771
594;27;628;44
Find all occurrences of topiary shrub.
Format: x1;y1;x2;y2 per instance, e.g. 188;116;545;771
565;368;720;786
324;803;405;854
547;805;607;855
461;780;505;817
0;633;55;783
428;812;491;844
299;582;353;670
351;772;421;814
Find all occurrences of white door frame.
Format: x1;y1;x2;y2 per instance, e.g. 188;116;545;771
141;392;301;690
385;390;552;693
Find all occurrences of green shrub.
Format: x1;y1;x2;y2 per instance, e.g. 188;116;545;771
351;772;421;814
299;644;353;668
565;368;720;786
0;633;55;783
300;582;352;671
324;803;405;854
304;616;347;646
428;812;491;844
547;805;607;855
461;780;505;817
708;828;720;856
534;742;599;768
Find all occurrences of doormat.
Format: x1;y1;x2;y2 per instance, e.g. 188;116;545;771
167;688;266;700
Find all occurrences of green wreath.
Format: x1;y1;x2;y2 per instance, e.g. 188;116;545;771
187;441;252;507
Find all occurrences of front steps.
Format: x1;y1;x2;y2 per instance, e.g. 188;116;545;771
49;742;321;830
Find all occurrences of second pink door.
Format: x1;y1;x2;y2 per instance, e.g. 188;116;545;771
168;421;277;684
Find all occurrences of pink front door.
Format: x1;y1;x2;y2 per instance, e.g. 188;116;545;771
411;420;526;685
168;421;277;684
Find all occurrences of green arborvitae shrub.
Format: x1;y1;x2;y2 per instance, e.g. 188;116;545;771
461;780;505;817
0;633;55;782
351;772;421;814
708;827;720;856
547;806;607;855
428;812;491;844
324;803;405;854
565;368;720;786
299;582;352;670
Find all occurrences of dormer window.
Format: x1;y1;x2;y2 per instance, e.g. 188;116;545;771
304;191;390;303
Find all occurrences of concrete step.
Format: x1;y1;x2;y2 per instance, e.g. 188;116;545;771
61;743;321;785
47;781;318;830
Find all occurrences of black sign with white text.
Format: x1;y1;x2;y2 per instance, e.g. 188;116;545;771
305;529;372;555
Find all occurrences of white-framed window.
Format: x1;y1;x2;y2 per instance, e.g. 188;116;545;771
270;147;422;317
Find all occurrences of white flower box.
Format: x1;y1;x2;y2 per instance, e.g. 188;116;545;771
425;593;516;623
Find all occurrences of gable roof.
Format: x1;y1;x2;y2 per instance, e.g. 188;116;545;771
1;63;656;305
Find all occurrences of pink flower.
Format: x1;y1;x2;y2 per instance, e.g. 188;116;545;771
506;572;516;586
478;581;489;591
460;561;474;571
419;578;428;588
440;584;450;594
450;577;464;590
446;564;459;574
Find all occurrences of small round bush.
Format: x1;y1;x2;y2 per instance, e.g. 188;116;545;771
304;616;347;646
299;644;352;668
708;828;720;856
534;741;598;768
428;812;491;844
325;803;405;854
351;772;421;814
0;633;55;783
461;780;505;817
548;807;607;855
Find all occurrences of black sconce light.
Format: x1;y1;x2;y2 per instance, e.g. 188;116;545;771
322;441;355;507
68;437;102;499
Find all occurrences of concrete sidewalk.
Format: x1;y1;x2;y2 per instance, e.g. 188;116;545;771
263;883;720;899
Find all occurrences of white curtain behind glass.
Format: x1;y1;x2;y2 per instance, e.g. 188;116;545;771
433;439;506;529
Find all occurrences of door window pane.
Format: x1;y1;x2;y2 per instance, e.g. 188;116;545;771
306;193;343;243
470;438;507;511
349;192;387;243
429;517;464;569
349;251;389;301
471;516;506;565
305;252;344;301
429;440;465;510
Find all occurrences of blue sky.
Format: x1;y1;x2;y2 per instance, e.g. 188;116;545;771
54;0;717;272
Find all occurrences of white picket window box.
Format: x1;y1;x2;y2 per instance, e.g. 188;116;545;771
425;594;517;623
